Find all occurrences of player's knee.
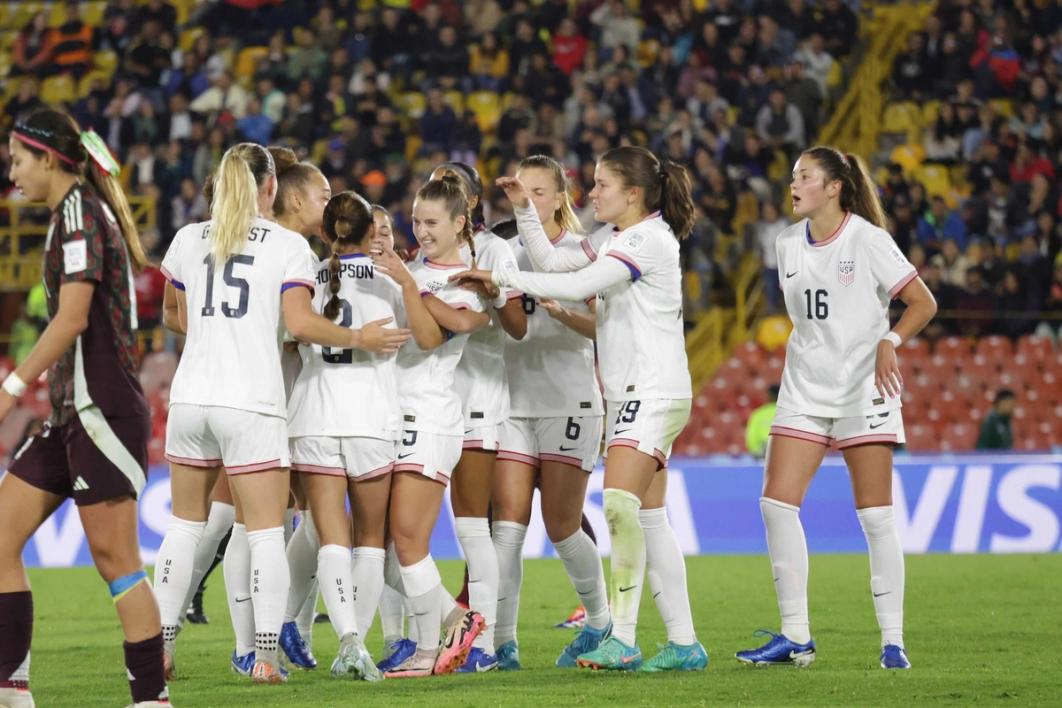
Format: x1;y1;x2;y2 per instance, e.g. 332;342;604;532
543;512;579;544
603;488;641;530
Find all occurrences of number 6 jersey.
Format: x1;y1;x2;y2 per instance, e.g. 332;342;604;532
161;217;317;418
776;212;917;418
286;253;404;439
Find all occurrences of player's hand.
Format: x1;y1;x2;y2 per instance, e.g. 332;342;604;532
0;390;14;424
372;248;415;289
495;176;531;209
456;275;501;301
353;317;412;354
875;339;903;399
449;269;495;287
538;298;567;320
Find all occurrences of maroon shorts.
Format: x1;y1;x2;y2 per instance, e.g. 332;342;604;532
7;414;150;506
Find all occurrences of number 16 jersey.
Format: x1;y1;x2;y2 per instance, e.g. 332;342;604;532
776;212;917;418
161;217;317;418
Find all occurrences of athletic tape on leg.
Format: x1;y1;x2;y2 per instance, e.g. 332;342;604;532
109;569;148;603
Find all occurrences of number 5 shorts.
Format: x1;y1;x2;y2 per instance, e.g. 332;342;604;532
165;403;291;473
770;406;907;448
604;398;692;469
393;429;463;485
497;416;604;472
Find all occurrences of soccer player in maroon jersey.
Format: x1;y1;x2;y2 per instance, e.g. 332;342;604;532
0;108;169;707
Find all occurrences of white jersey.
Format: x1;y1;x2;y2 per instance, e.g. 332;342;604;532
776;212;918;417
454;229;520;427
397;260;486;435
287;253;404;439
594;214;691;402
506;230;604;418
162;217;316;417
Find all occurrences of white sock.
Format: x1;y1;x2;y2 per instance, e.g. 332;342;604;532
761;497;811;644
297;581;318;650
640;507;697;645
378;584;406;645
384;543;419;644
318;545;356;638
554;528;610;631
180;501;235;618
352;546;386;637
455;517;498;651
857;506;905;648
223;523;256;655
604;488;645;646
400;556;443;651
283;508;298;544
153;516;206;633
492;521;527;647
247;526;290;663
284;510;319;623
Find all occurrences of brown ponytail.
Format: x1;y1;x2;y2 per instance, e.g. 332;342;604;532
416;174;476;267
599;146;695;239
321;191;374;320
802;146;887;229
268;145;324;219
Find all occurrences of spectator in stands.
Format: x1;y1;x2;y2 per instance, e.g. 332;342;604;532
552;18;588;76
124;19;172;91
236;98;274;146
746;385;780;458
12;12;55;78
918;196;968;253
754;200;789;313
420;87;458;153
889;194;920;255
783;59;822;139
923;101;964;164
2;79;42;134
49;1;95;78
189;70;250;126
795;32;835;96
891;32;931;100
957;265;996;336
934;237;970;287
591;0;642;56
976;389;1016;449
171;177;209;234
508;18;547;76
469;32;510;90
997;268;1040;337
756;88;806;155
818;0;858;57
425;25;470;90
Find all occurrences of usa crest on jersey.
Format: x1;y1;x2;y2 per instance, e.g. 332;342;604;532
838;259;855;286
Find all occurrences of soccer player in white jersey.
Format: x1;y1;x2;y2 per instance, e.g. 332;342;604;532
370;175;490;678
288;191;434;682
457;146;708;671
488;156;610;671
735;147;936;671
152;143;411;684
428;162;527;673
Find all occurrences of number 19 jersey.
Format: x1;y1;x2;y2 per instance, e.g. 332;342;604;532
287;254;404;439
777;212;918;418
161;217;317;418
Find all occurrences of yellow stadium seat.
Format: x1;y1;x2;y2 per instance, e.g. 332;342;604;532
826;61;843;90
82;1;106;26
921;100;941;126
989;98;1014;118
443;90;465;114
397;91;426;120
890;143;926;175
915;164;952;199
94;50;118;73
467;91;500;132
882;101;920;135
77;69;110;98
405;134;422;163
179;26;204;52
40;74;75;105
234;46;268;83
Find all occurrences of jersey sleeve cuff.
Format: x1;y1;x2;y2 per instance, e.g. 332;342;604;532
888;270;917;298
606;252;642;281
160;266;185;291
581;239;598;261
281;280;315;293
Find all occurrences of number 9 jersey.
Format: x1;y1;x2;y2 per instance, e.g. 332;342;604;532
776;212;917;418
161;217;317;418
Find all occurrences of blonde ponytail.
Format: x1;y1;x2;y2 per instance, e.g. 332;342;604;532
210;143;275;262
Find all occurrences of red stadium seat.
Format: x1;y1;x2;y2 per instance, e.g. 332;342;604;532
976;335;1013;362
936;336;971;358
901;337;930;359
1016;335;1054;364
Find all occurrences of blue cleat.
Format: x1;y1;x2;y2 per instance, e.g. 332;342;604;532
376;638;417;673
641;640;709;672
455;647;498;673
496;640;521;671
736;630;816;667
880;644;911;670
280;621;318;670
576;635;642;671
556;622;611;668
231;649;255;676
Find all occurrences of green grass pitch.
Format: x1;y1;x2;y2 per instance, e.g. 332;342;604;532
23;554;1059;706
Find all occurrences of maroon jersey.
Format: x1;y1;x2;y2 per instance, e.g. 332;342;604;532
42;183;149;425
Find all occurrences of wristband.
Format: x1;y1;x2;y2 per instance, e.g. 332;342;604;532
2;372;27;397
882;332;902;348
492;291;508;309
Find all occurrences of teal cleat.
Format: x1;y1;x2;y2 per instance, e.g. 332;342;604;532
641;641;709;672
556;622;611;668
576;635;643;671
496;640;521;671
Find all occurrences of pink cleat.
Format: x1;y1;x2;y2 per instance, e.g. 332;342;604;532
433;610;485;675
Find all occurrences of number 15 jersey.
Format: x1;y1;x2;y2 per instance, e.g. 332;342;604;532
161;217;317;418
776;212;917;418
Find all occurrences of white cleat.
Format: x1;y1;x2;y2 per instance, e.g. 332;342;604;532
0;683;35;708
331;633;384;682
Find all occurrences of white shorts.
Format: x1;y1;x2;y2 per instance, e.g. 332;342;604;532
463;423;500;451
165;404;290;474
290;436;395;480
770;406;906;448
393;429;462;485
497;416;603;472
604;398;691;468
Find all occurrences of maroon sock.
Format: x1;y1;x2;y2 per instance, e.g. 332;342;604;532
0;591;32;687
124;634;168;704
581;513;597;545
